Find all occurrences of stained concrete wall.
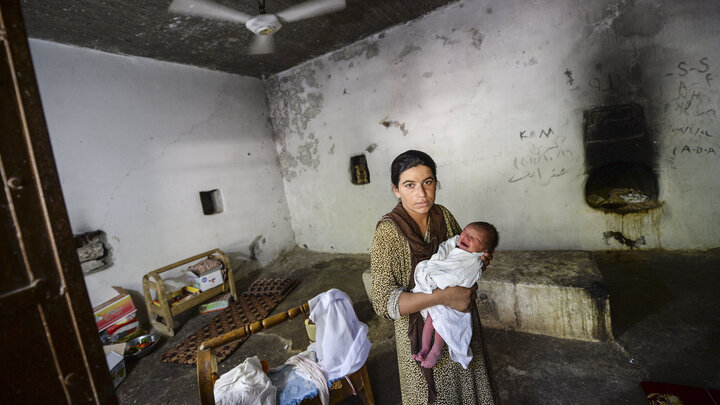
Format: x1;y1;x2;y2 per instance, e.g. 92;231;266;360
29;39;295;306
266;0;720;253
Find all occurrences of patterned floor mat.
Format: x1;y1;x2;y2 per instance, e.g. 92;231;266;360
162;278;299;365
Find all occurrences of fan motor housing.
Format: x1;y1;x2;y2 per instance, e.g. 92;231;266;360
246;14;282;35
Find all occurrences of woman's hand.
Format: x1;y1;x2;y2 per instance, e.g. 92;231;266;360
436;285;477;313
481;250;494;268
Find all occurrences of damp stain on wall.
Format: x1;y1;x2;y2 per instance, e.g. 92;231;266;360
435;34;460;47
582;0;665;41
329;39;380;62
603;231;646;249
611;0;665;37
602;207;663;249
396;44;422;64
467;27;484;50
296;136;320;169
249;235;266;260
379;118;409;136
265;61;325;180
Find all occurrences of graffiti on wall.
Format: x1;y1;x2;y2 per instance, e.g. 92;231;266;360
667;58;715;117
588;73;620;93
508;127;573;185
672;144;717;157
665;57;719;160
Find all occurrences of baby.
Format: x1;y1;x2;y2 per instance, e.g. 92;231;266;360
411;221;499;369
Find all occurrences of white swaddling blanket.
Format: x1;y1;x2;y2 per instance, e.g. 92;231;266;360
308;288;371;381
412;235;485;369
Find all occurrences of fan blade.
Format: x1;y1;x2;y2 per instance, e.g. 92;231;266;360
276;0;346;23
169;0;252;24
248;35;274;54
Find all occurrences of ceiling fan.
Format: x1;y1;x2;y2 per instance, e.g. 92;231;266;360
169;0;347;54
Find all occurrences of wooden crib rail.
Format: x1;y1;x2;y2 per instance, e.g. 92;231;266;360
199;302;310;351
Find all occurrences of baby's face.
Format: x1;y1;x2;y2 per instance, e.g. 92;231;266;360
457;226;490;253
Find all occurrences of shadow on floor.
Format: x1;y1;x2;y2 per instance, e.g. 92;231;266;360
595;252;674;338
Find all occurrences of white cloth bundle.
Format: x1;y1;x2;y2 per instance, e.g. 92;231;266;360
412;235;485;369
214;356;276;405
308;289;371;381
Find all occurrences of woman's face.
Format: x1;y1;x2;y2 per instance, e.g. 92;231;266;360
392;165;436;219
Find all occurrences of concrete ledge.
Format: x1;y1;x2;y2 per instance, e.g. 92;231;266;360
476;251;612;341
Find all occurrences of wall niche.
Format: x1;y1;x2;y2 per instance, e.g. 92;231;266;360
75;230;113;274
583;104;661;214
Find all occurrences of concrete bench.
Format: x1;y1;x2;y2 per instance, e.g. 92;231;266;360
476;250;612;341
363;250;612;342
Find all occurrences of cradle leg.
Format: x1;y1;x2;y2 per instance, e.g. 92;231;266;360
361;364;375;405
197;349;218;405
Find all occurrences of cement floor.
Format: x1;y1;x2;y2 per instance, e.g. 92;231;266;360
116;247;720;405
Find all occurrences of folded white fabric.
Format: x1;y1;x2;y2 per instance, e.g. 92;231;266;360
286;350;329;405
214;356;276;405
308;289;371;381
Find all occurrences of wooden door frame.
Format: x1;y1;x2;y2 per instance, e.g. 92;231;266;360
0;0;117;402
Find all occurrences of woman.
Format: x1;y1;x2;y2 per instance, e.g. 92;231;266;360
370;150;499;404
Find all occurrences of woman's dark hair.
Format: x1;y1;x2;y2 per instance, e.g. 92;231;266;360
390;150;437;187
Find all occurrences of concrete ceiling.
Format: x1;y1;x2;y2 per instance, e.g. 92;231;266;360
20;0;459;78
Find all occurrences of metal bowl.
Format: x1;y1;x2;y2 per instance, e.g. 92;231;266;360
124;333;160;359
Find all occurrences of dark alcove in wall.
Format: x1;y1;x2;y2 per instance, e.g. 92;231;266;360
584;103;661;214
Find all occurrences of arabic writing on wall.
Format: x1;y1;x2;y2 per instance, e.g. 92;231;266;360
588;73;619;93
508;127;573;185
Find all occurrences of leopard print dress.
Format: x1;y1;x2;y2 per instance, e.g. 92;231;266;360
370;205;498;405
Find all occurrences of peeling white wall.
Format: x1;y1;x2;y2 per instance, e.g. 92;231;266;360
266;0;720;252
29;39;295;305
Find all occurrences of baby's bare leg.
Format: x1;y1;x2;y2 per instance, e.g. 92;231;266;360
412;314;435;362
420;329;445;368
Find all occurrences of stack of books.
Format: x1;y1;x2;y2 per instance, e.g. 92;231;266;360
93;286;140;344
199;293;233;313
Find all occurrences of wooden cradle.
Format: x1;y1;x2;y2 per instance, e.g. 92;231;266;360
196;302;375;405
